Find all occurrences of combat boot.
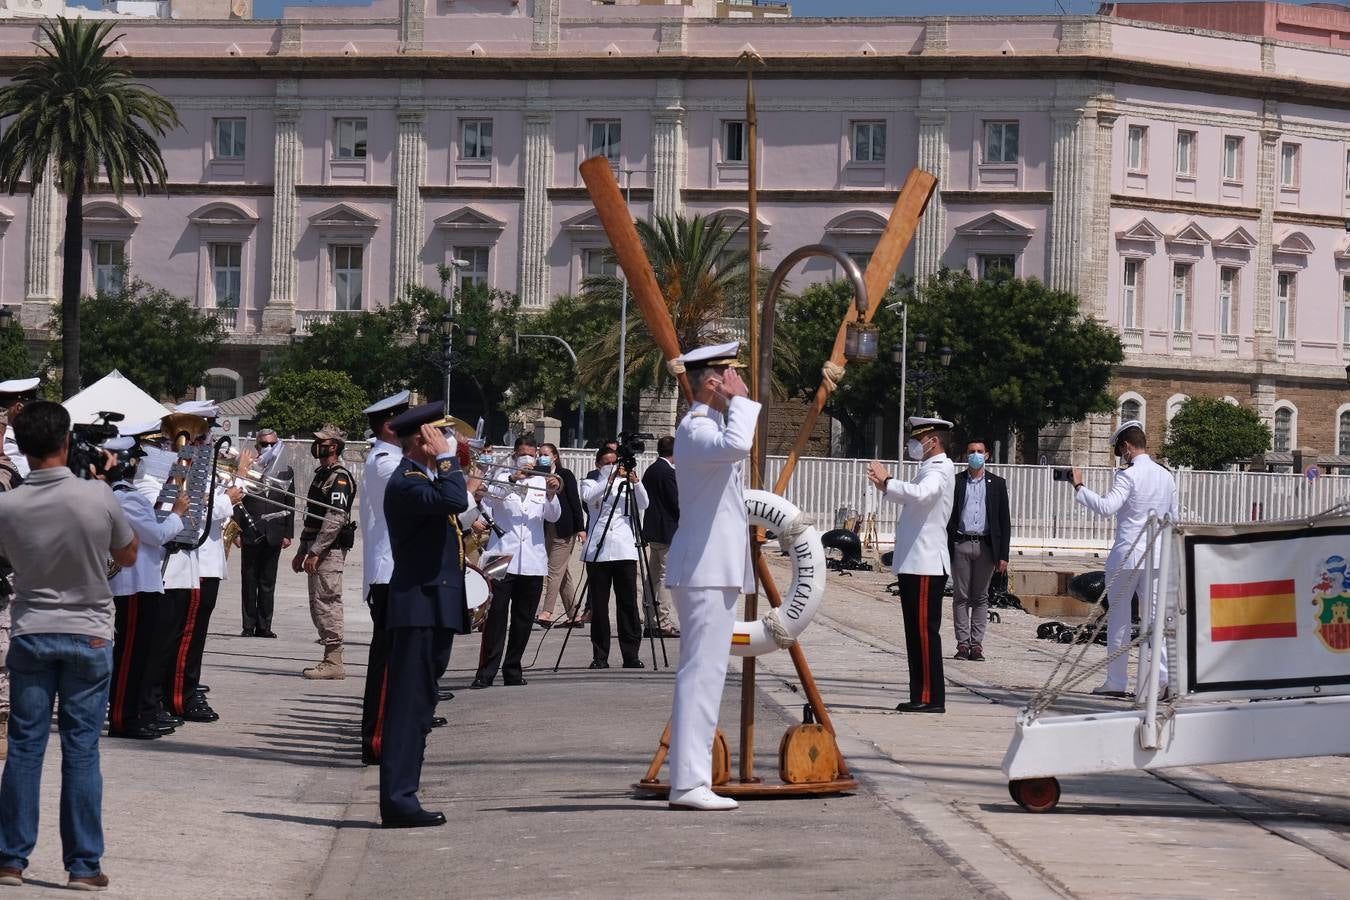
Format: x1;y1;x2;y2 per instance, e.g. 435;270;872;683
303;645;346;680
0;711;7;760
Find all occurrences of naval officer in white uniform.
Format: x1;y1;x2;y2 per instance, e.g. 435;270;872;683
0;377;39;478
664;341;761;812
1069;420;1178;697
868;417;956;713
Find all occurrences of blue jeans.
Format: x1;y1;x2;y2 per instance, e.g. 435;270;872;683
0;633;112;878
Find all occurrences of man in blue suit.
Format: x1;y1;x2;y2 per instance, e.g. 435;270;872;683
379;402;470;829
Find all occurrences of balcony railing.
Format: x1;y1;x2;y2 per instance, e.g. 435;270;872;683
209;306;240;331
296;308;364;335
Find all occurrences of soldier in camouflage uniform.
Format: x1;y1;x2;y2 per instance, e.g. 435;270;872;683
292;425;355;680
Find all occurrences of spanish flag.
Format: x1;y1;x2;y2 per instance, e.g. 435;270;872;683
1210;579;1297;642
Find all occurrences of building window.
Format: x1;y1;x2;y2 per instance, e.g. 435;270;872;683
1122;259;1142;329
1340;410;1350;456
211;242;242;308
583;248;618;279
589;119;622;163
1218;266;1238;337
452;246;490;289
92;240;125;295
331;245;363;310
1171;262;1192;332
335;118;368;159
978;254;1015;280
847;251;873;273
852;121;886;164
461;119;493;161
1121;398;1142;423
1276;271;1295;340
722;120;747;164
1175;130;1196;176
1343;275;1350;344
213;118;246;161
983;121;1020;164
204;373;240;404
1126;125;1147;172
1223;135;1243;181
1273;406;1293;453
1279;143;1299;188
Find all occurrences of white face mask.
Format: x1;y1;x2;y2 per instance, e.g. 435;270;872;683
907;438;926;461
516;455;537;470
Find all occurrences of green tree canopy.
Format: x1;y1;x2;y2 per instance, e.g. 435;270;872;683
1161;396;1273;470
0;18;179;398
0;320;34;383
256;369;367;439
47;275;224;400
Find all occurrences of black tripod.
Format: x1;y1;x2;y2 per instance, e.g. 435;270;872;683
544;470;668;671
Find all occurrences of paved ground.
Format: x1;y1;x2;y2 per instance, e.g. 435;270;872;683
2;547;1348;898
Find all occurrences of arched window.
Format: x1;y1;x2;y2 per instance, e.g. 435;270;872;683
1166;393;1188;423
1122;398;1141;421
1273;405;1294;453
1338;408;1350;456
1118;391;1145;426
204;368;242;404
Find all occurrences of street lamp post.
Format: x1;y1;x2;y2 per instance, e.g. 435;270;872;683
892;334;953;442
417;315;477;418
516;332;587;446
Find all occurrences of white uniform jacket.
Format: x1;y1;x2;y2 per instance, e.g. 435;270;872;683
3;434;28;478
360;439;403;590
884;453;956;576
196;486;235;580
665;395;762;593
579;468;649;563
482;474;561;577
136;469;200;590
109;482;182;597
1075;453;1178;572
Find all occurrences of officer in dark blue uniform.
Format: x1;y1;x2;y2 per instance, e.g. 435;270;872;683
379;402;470;829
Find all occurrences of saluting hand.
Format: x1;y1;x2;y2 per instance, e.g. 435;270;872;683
720;368;750;400
422;423;451;458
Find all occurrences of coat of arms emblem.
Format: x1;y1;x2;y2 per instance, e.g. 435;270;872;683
1311;555;1350;652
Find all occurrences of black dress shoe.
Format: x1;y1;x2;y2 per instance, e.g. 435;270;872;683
588;660;609;670
254;629;275;639
622;660;645;669
468;678;491;690
437;689;455;702
895;702;945;714
108;725;162;740
430;716;447;728
381;809;447;830
182;704;220;723
503;677;527;687
156;712;184;728
197;684;210;694
240;628;256;637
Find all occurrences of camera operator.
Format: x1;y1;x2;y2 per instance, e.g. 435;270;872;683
0;400;138;891
471;435;561;689
580;446;649;669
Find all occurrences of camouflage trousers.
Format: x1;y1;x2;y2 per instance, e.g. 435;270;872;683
307;548;345;648
0;595;10;715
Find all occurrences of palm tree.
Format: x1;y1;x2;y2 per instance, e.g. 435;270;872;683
0;18;179;398
579;214;751;398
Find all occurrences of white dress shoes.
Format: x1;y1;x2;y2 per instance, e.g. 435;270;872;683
668;786;738;811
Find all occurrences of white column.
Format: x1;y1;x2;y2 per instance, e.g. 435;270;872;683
392;100;427;302
914;111;948;284
652;113;685;222
1047;107;1091;295
1253;116;1280;362
22;163;59;329
263;94;301;334
1088;110;1117;321
518;107;554;309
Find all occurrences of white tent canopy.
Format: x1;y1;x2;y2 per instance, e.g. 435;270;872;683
63;370;172;426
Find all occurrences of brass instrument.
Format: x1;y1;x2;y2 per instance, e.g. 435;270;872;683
149;414;224;554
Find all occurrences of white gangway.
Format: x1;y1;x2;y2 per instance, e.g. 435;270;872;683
1002;506;1350;812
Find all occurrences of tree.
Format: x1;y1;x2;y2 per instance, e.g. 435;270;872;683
907;270;1124;458
0;18;179;398
47;276;225;400
256;369;368;439
510;291;621;430
0;320;34;383
1161;397;1272;469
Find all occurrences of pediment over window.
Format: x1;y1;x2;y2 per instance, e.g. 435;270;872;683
1275;230;1314;255
1335;238;1350;261
706;208;771;239
433;206;505;233
83;201;140;226
1114;218;1163;243
562;210;606;234
308;202;379;230
1166;220;1212;246
954;211;1033;239
1216;226;1257;250
824;210;887;237
188;201;259;227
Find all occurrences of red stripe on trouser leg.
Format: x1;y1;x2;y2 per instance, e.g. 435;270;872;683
919;576;931;705
111;594;138;732
174;588;202;714
372;669;389;757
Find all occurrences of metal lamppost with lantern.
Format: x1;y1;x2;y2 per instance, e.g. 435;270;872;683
416;313;478;417
892;334;952;424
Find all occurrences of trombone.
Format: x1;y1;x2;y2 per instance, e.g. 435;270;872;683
216;458;349;517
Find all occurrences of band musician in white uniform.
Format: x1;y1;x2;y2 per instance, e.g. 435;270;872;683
1069;420;1178;698
664;341;761;812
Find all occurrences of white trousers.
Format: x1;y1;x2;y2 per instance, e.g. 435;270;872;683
669;586;739;792
1105;567;1168;692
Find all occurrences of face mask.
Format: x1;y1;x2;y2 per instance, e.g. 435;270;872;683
967;452;985;471
516;455;536;470
537;454;553;469
907;439;925;461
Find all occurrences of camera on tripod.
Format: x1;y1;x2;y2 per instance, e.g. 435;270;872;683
68;410;125;480
616;430;653;471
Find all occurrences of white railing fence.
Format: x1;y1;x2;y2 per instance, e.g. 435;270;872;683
270;440;1350;549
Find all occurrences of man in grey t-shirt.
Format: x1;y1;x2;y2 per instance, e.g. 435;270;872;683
0;401;138;892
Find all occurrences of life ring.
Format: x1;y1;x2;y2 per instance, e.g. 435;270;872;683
731;490;828;657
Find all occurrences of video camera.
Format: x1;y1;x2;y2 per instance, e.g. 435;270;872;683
68;411;124;480
616;431;654;472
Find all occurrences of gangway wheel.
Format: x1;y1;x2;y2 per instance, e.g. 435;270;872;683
1008;777;1060;813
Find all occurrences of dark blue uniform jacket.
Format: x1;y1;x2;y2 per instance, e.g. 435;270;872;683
384;456;471;633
